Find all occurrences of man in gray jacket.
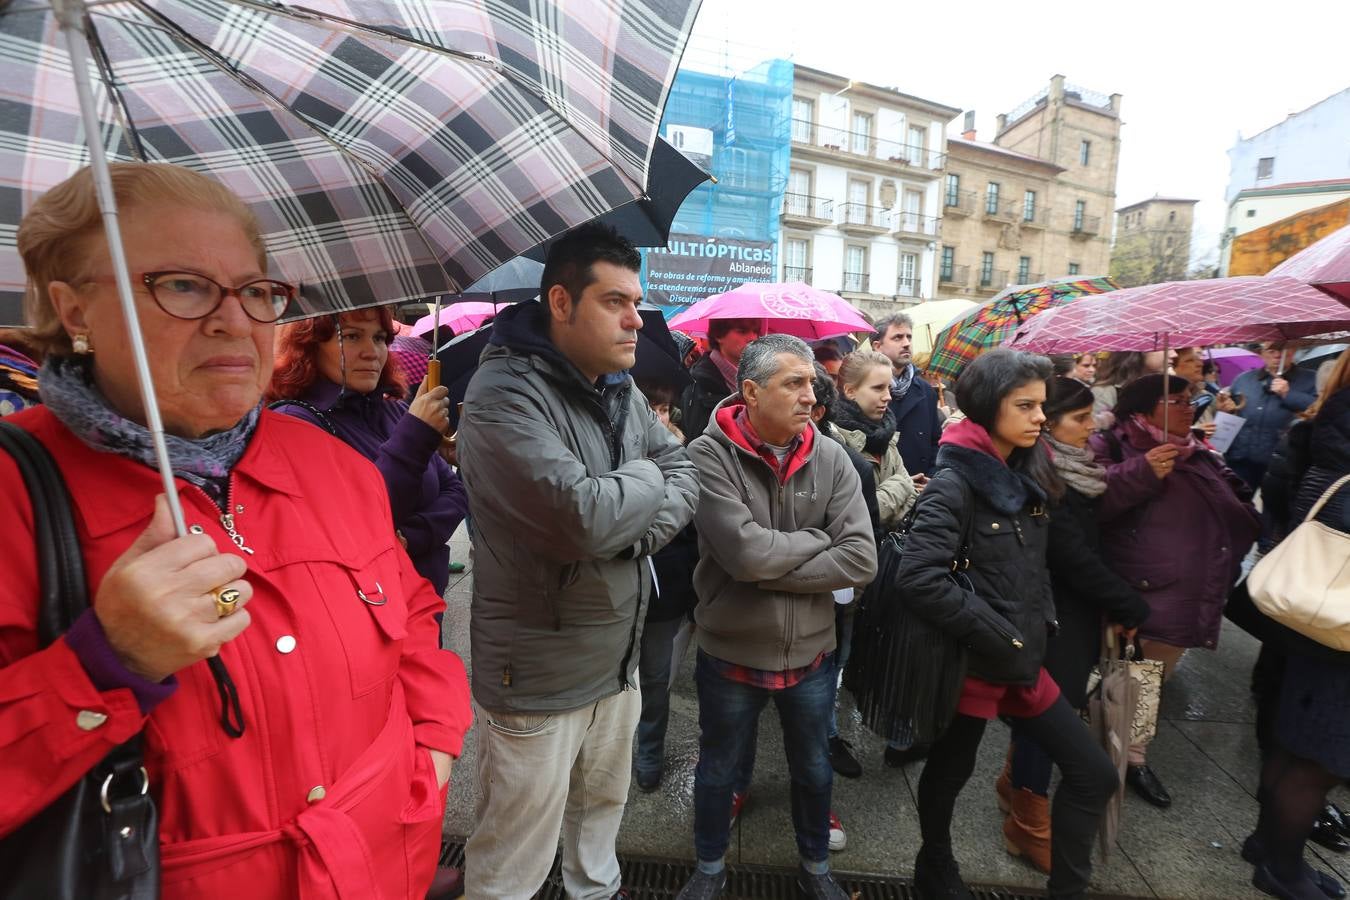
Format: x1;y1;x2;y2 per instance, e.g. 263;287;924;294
457;224;699;900
676;334;877;900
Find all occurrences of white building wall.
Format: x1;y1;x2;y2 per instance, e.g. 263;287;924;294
1225;89;1350;203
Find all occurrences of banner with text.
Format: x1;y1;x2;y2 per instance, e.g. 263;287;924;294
643;234;777;313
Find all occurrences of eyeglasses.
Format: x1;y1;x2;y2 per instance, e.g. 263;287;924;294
1156;397;1191;408
134;271;295;323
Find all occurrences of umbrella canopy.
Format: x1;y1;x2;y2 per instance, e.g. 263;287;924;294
438;304;684;430
907;299;978;356
0;0;702;324
1005;276;1350;354
410;301;515;338
928;275;1118;379
668;281;872;341
1267;223;1350;307
1203;347;1262;387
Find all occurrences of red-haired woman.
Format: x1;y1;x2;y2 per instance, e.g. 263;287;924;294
270;307;466;596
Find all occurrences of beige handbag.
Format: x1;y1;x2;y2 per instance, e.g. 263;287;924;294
1250;474;1350;650
1084;638;1164;746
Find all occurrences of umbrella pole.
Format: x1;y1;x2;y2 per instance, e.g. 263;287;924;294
1162;332;1171;439
55;0;187;536
426;296;442;389
1277;348;1289;378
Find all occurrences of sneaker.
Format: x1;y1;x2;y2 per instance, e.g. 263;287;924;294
675;868;727;900
447;561;466;574
828;810;847;852
884;743;930;768
795;865;850;899
828;736;862;779
730;790;748;828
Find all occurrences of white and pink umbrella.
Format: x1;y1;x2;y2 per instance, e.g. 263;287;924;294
668;281;872;340
410;301;516;338
1268;223;1350;307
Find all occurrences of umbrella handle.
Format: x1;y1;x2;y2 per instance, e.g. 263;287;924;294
423;360;454;446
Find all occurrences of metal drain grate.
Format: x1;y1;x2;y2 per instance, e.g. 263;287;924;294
439;838;1058;900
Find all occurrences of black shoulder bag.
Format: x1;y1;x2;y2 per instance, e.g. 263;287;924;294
0;421;160;900
845;469;976;745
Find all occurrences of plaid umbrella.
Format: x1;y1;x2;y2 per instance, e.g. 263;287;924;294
927;275;1118;379
0;0;703;325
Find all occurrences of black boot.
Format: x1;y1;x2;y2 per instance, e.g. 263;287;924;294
913;846;974;900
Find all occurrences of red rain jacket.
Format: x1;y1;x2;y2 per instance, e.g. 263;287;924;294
0;407;471;899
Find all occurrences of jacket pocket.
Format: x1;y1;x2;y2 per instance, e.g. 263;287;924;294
307;544;409;698
144;661;225;773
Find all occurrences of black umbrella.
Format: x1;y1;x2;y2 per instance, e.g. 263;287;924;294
438;304;687;430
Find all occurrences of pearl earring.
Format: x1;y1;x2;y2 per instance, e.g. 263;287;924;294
72;333;91;354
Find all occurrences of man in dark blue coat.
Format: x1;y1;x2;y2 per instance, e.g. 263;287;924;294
871;313;941;479
1220;342;1317;492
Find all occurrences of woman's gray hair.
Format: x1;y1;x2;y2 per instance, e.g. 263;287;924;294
737;333;814;388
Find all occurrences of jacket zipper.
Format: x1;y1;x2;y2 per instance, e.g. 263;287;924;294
775;481;795;670
193;481;254;555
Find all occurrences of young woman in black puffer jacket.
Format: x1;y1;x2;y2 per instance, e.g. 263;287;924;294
896;350;1118;900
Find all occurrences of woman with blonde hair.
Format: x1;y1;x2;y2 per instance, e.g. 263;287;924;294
829;350;918;527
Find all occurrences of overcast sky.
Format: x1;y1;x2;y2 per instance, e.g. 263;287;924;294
682;0;1350;267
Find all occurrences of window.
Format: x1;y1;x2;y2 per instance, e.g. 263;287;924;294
786;169;812;216
845;179;870;224
986;182;1001;214
902;189;924;232
1169;210;1176;223
945;173;961;207
1073;199;1086;231
1166;236;1174;249
980;251;995;286
844;245;867;292
1257;157;1274;179
940;246;955;280
784;238;810;282
1247;209;1257;218
851;111;872;155
1023;190;1037;222
791;98;813;142
898;252;918;296
907;124;927;165
1067;262;1080;276
1079;140;1091;165
1018;256;1031;283
721;148;749;187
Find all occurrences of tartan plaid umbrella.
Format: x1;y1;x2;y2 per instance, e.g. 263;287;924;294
1004;275;1350;354
0;0;703;325
927;275;1118;379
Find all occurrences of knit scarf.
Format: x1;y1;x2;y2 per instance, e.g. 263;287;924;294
710;349;740;392
891;363;916;401
832;397;897;457
1046;435;1107;498
39;355;260;503
1125;413;1200;461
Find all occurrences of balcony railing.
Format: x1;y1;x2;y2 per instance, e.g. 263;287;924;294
977;269;1010;291
790;119;946;169
783;265;813;283
1015;271;1044;286
944;191;976;216
939;264;969;286
1019;207;1048;228
894;212;940;237
781;192;834;223
839;202;893;231
1072;215;1102;237
983;201;1019;224
896;276;920;297
842;271;869;293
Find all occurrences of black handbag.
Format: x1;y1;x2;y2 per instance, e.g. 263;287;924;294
845;470;975;745
0;421;160;900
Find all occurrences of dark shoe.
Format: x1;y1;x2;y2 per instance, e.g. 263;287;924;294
1242;833;1345;899
1126;764;1172;808
1255;861;1337;900
829;736;863;779
425;865;464;900
676;868;728;900
884;743;931;768
1325;802;1350;839
913;847;974;899
795;865;849;899
634;768;661;793
1312;812;1350;853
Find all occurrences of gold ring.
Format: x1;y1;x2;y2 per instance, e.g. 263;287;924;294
214;587;241;618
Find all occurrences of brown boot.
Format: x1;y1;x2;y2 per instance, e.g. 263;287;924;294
1003;788;1051;874
995;748;1013;815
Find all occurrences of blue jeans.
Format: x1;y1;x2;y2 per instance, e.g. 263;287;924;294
693;650;835;864
635;616;686;777
828;602;855;740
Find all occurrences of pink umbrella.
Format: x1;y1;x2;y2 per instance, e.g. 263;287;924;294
1268;223;1350;307
410;301;515;337
1005;276;1350;354
667;281;872;340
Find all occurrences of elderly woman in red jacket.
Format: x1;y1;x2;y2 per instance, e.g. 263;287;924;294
0;162;471;899
1091;373;1259;810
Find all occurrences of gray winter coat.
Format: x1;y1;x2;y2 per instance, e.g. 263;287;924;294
457;302;699;713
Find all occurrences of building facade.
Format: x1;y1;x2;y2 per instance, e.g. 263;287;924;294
1225;88;1350;206
780;65;960;321
938;75;1122;300
1219;179;1350;275
1228;197;1350;277
1110;197;1198;286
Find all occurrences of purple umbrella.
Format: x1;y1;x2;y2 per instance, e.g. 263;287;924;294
1204;347;1262;387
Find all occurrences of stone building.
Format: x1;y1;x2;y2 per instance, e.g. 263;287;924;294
780;65;960;321
1110;196;1198;286
938;75;1122;300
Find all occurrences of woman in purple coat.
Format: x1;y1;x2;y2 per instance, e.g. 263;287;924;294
1090;373;1260;809
269;306;467;596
